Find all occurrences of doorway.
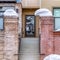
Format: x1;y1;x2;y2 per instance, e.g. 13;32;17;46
22;9;39;37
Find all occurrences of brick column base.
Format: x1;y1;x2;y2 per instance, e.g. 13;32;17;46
4;17;18;60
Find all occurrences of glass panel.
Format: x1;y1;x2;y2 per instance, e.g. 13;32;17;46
25;15;35;37
0;12;4;16
16;0;21;3
55;18;60;30
0;18;3;30
54;9;60;17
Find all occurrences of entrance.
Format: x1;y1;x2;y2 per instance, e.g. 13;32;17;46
20;8;40;60
22;9;39;37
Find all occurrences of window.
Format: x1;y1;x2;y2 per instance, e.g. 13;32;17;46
53;8;60;31
0;11;4;30
16;0;21;3
0;17;3;30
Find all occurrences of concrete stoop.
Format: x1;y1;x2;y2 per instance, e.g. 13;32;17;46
19;38;40;60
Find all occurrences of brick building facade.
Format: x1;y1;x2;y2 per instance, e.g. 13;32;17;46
0;0;60;60
0;1;22;60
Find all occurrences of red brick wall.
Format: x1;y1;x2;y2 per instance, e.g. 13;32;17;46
40;17;60;60
0;3;22;60
4;16;18;60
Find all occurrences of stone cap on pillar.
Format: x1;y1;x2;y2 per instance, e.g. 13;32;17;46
4;9;18;18
35;8;53;17
44;54;60;60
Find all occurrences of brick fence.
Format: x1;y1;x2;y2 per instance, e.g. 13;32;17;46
0;16;19;60
40;17;60;60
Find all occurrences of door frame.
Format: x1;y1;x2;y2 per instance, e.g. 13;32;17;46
22;9;39;38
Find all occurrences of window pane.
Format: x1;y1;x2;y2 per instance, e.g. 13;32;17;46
54;9;60;17
0;12;4;16
55;18;60;30
0;18;3;29
16;0;21;3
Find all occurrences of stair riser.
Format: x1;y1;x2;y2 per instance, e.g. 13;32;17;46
19;38;39;60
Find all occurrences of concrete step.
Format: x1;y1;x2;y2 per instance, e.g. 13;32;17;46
20;38;39;54
19;54;40;60
19;38;39;60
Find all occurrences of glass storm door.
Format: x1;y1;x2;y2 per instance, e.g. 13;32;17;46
25;15;35;37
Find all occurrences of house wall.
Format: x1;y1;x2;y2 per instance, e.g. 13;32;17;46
0;3;22;60
22;0;60;9
0;3;22;34
22;0;40;8
4;16;18;60
1;0;60;60
0;16;19;60
22;9;39;37
40;1;60;60
41;0;60;10
40;17;60;60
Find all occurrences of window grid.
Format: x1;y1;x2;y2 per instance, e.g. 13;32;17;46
53;8;60;31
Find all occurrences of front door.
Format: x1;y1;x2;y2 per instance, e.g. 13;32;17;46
25;15;35;37
22;9;39;37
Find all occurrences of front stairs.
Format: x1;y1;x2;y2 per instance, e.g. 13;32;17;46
19;38;40;60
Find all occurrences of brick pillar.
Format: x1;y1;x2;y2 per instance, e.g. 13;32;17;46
40;17;54;60
4;16;18;60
